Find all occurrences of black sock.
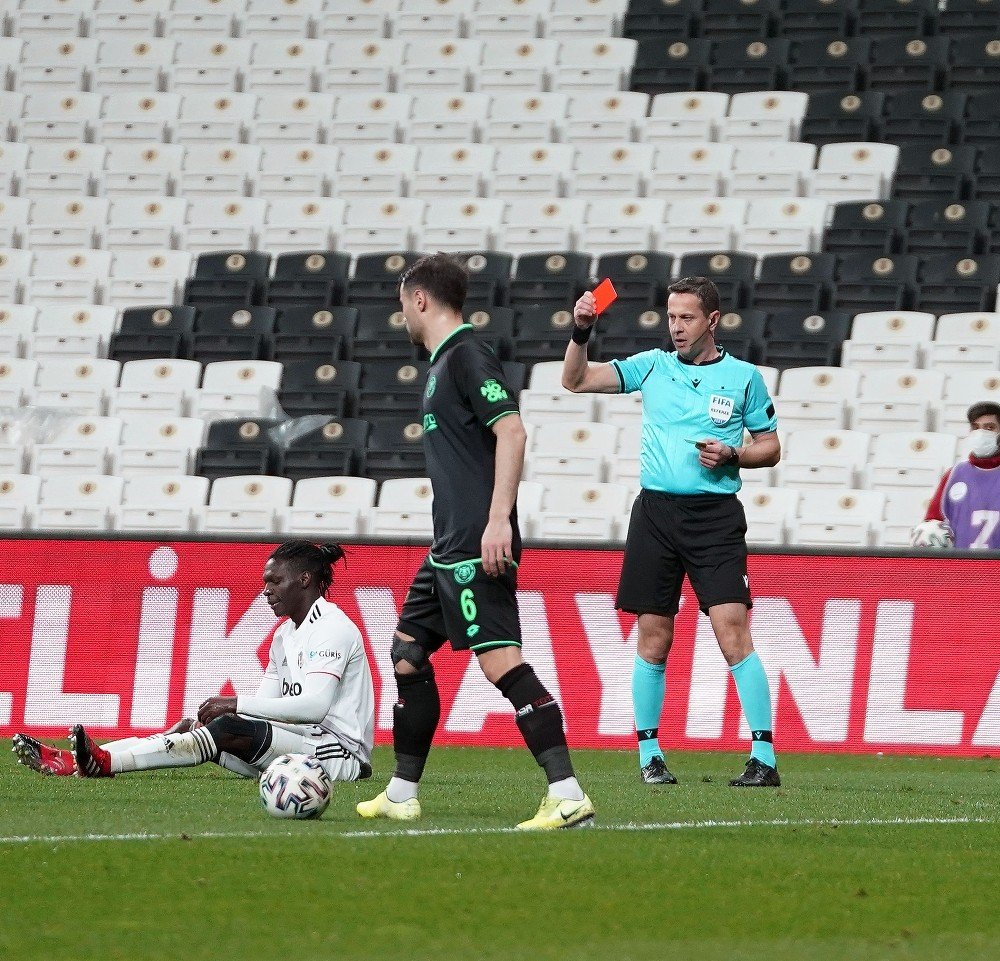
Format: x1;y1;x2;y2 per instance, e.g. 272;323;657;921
496;663;574;783
392;665;440;783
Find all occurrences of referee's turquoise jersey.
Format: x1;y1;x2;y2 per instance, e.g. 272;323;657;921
610;347;778;495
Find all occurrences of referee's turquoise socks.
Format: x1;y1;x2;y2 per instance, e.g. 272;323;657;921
632;655;666;767
730;651;777;768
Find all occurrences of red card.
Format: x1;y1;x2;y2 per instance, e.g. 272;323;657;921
592;278;618;315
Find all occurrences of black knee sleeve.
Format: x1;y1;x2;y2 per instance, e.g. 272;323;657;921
206;714;271;764
392;665;440;783
496;664;572;779
391;634;429;671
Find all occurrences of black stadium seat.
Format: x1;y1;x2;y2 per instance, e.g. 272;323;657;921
707;39;789;95
347;252;424;308
189;305;276;364
513;307;582;366
801;91;884;148
904;200;989;257
822;200;908;256
184;251;271;309
714;308;767;364
596;252;674;309
698;0;778;40
751;253;837;314
356;361;428;420
971;149;1000;203
508;252;591;311
831;253;920;312
937;0;1000;37
854;0;935;37
678;252;756;309
361;417;427;483
777;0;855;39
109;304;197;362
277;418;369;481
353;306;424;363
945;37;1000;93
269;305;355;365
630;38;710;95
962;92;1000;149
762;310;852;370
786;37;872;94
594;305;670;361
277;360;362;419
879;91;965;146
266;251;350;310
195;417;283;480
915;254;1000;314
892;144;976;203
464;306;516;360
867;36;948;92
623;0;700;43
457;251;512;307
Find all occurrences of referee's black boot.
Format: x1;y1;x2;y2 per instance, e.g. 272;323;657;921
640;756;678;785
729;757;780;787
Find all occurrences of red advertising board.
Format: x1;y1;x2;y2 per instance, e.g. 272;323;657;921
0;539;997;757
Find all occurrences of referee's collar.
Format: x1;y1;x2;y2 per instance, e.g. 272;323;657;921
676;346;727;367
429;323;474;363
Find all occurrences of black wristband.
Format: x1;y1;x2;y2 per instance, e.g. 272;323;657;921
727;445;740;466
571;324;593;345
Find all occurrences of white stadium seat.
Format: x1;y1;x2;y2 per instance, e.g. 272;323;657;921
32;359;121;416
368;477;435;539
113;358;203;418
116;474;210;533
738;486;799;546
194;361;283;421
29;305;117;362
0;474;42;530
532;480;632;542
202;475;293;534
790;488;886;548
285;477;378;538
35;474;124;532
779;429;872;489
840;311;935;371
113;415;207;477
30;415;124;477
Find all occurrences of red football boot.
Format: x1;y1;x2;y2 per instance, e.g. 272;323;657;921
68;724;114;778
12;733;77;776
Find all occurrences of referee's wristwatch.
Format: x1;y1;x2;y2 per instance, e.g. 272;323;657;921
722;444;740;466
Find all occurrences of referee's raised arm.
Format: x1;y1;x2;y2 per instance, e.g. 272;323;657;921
561;290;621;394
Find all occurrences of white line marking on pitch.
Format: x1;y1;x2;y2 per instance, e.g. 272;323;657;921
0;816;994;845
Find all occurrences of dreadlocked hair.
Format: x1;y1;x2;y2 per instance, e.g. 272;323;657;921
269;541;346;597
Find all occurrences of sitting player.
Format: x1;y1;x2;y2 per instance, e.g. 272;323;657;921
13;541;375;785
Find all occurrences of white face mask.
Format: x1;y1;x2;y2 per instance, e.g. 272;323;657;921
967;428;1000;458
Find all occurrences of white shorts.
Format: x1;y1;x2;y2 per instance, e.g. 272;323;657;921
255;721;367;784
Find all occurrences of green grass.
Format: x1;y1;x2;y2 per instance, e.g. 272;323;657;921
1;744;997;961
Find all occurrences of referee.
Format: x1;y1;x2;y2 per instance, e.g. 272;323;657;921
563;276;782;787
357;253;594;829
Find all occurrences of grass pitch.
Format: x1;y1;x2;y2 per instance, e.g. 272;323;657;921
1;744;997;961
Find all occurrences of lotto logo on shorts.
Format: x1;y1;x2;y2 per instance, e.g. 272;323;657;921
454;563;476;584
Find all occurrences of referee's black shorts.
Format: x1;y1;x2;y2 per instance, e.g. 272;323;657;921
616;489;752;617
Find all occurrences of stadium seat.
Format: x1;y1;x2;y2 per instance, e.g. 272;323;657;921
499;199;588;255
809;142;899;203
564;92;650;145
30;415;123;478
113;414;206;477
116;474;210;534
648;141;734;199
266;252;350;311
35;474;124;532
356;361;428;420
109;306;198;364
527;422;618;484
103;143;183;197
661;198;747;258
570;144;655;199
762;311;852;370
531;480;632;543
822;200;908;258
29;305;116;363
853;368;946;433
360;417;427;483
0;307;38;361
257;144;337;197
348;253;425;308
594;252;673;310
879;91;965;147
893;145;976;205
726;141;816;199
926;311;1000;377
940;371;1000;432
459;252;514;308
109;249;193;310
832;254;920;313
867;36;948;93
189;306;277;365
879;488;933;547
463;305;516;360
0;473;42;531
779;428;872;489
630;38;711;96
277;418;370;481
508;252;592;312
368;477;435;539
254;93;330;145
740;200;830;259
195;418;284;481
96;92;182;145
202;475;292;535
787;37;872;94
864;432;959;494
184;251;271;310
284;476;378;538
776;366;860;432
107;196;187;252
405;92;490;144
421;199;506;253
398;40;481;95
33;358;121;416
514;307;581;366
353;307;424;363
112;358;203;418
962;92;1000;150
330;91;413;144
553;38;638;94
710;308;766;364
277;360;362;419
261;198;346;257
269;306;355;366
751;254;837;314
840;310;935;371
193;360;282;421
790;488;886;547
944;36;1000;93
915;254;1000;315
737;486;799;545
643;91;729;144
706;39;789;97
904;201;988;257
623;0;700;42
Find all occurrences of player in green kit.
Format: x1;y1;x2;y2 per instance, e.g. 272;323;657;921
562;276;782;787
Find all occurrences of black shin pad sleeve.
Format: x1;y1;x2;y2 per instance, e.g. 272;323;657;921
392;665;440;783
496;663;574;782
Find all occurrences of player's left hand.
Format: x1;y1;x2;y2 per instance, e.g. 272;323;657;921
482;517;514;577
696;439;736;470
197;696;237;725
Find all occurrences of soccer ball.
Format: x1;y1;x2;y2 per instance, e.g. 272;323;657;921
909;519;955;549
259;754;332;820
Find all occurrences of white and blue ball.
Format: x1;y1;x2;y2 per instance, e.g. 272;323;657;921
259;753;332;820
909;519;955;550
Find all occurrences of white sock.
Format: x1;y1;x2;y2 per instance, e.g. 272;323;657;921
109;729;218;774
215;752;260;779
547;776;585;802
386;776;419;803
101;737;143;752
